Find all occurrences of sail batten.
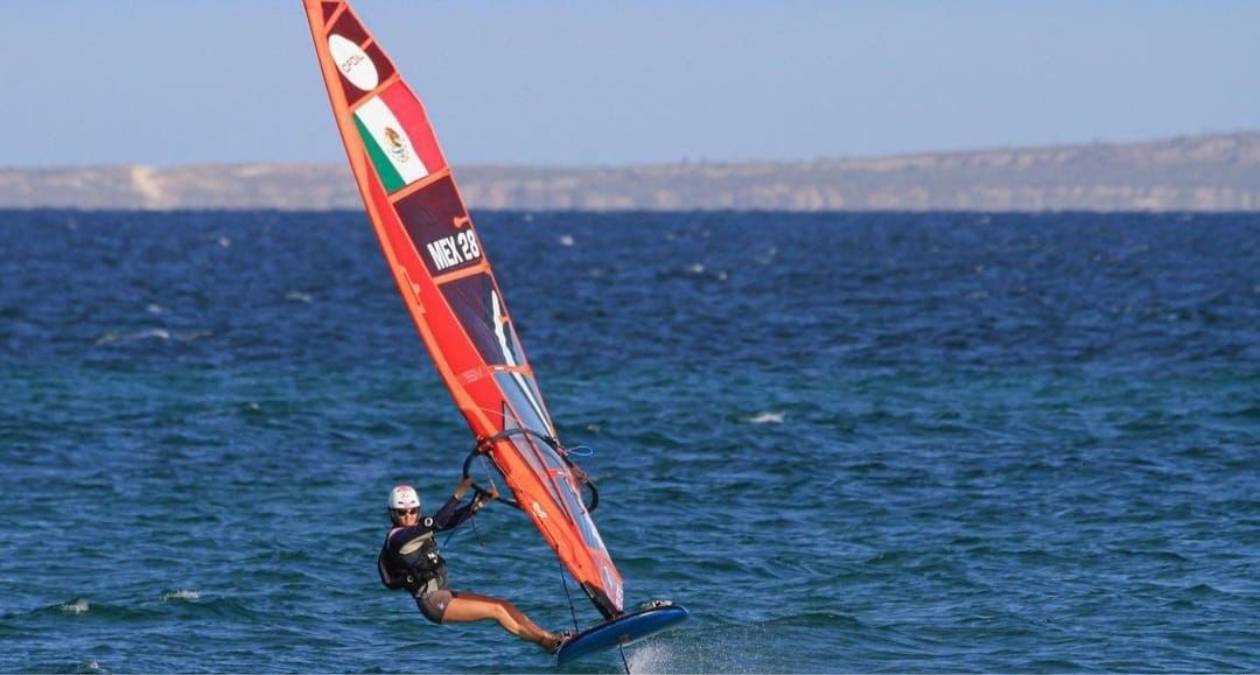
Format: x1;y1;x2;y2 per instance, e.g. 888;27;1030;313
302;0;624;618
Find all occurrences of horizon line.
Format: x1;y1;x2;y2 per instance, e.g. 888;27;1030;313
4;129;1256;173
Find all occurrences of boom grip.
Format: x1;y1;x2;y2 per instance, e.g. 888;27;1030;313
462;447;521;510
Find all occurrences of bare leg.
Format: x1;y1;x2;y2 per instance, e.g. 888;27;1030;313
442;591;560;650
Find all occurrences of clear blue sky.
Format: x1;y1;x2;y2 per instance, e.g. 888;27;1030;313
3;1;1258;167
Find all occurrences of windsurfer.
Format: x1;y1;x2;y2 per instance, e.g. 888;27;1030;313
377;481;570;651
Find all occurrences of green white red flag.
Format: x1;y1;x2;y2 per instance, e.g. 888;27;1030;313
353;83;447;193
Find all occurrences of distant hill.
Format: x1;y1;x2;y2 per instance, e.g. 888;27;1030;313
2;132;1258;211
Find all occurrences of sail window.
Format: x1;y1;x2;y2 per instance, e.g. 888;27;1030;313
441;274;510;366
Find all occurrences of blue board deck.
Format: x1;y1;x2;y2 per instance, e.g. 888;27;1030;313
556;604;689;665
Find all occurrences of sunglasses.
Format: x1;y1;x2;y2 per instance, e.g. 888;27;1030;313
392;508;418;517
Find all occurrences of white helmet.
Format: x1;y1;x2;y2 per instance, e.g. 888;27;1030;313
388;484;420;511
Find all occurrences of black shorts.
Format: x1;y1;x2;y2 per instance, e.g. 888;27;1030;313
415;589;456;623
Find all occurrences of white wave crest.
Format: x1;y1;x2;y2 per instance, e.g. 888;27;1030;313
95;328;210;346
160;589;200;602
95;328;170;346
747;411;785;424
60;599;90;614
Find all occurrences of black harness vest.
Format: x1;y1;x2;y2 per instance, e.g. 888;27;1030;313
382;517;446;594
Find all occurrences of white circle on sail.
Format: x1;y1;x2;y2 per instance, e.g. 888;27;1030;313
328;34;379;92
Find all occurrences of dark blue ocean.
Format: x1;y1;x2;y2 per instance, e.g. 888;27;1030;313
1;210;1257;673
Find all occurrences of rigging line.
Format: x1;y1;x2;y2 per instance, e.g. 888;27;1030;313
442;493;486;549
480;455;503;506
469;510;485;547
467;465;490;548
441;514;485;548
557;559;581;633
618;642;632;675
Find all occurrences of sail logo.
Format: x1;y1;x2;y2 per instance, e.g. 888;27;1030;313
425;231;481;272
328;34;379;91
383;127;411;163
341;52;363;71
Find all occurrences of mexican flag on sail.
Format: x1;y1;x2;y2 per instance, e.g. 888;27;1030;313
353;82;446;193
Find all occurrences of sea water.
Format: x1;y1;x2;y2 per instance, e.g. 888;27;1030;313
0;210;1257;673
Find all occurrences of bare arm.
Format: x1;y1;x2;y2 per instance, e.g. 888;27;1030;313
433;478;495;531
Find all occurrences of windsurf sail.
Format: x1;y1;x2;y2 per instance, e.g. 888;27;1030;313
302;0;623;619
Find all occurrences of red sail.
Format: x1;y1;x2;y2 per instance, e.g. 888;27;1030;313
302;0;623;617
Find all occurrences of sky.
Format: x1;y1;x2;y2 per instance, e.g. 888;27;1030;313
3;1;1259;168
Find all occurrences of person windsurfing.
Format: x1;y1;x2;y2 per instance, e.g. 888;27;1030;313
377;481;572;651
